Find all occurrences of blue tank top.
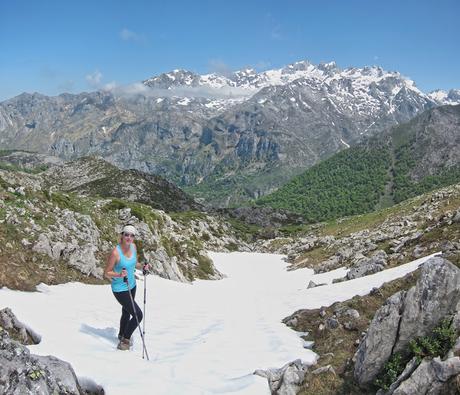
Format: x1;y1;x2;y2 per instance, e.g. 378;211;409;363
111;244;137;292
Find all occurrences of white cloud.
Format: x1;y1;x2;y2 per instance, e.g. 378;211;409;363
86;70;103;88
120;28;143;42
104;81;255;100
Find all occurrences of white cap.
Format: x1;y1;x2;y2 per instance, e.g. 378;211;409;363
122;225;137;235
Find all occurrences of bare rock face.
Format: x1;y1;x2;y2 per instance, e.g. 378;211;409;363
394;257;460;354
32;208;103;278
0;310;104;395
354;256;460;386
254;359;309;395
354;291;407;385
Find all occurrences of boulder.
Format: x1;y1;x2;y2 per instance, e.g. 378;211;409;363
354;257;460;386
0;327;104;394
354;291;406;385
393;257;460;354
254;359;309;395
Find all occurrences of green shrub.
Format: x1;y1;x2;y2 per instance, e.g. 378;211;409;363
375;317;457;390
224;242;239;252
409;317;457;362
197;254;214;276
374;352;406;391
103;199;127;211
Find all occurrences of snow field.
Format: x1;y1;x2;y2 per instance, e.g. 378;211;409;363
0;252;438;394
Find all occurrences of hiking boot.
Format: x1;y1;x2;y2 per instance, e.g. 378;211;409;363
117;337;131;351
118;335;133;345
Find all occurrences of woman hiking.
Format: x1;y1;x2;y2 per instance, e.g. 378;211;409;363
104;225;149;351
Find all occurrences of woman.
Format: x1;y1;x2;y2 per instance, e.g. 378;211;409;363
104;224;148;351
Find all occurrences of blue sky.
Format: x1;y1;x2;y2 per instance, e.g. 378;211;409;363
0;0;458;101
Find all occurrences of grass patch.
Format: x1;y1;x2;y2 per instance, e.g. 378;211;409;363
291;246;334;270
226;217;261;242
169;210;207;224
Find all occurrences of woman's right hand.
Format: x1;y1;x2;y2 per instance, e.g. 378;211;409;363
120;268;127;278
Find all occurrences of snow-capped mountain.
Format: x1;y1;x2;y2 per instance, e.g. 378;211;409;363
0;60;458;206
428;89;460;105
143;61;460;130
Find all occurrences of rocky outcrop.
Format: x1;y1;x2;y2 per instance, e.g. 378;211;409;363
345;250;387;280
0;308;104;395
254;359;309;395
354;256;460;387
0;164;248;289
393;258;460;354
32;209;103;278
387;357;460;395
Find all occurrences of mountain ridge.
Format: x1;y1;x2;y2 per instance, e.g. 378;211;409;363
1;59;459;206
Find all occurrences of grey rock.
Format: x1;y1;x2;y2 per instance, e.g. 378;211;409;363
311;365;336;376
354;290;406;386
394;257;460;354
307;280;317;289
378;357;419;395
346;256;386;280
354;257;460;386
254;359;309;395
0;308;41;344
307;280;326;289
346;309;360;320
326;318;340;330
0;327;104;395
453;210;460;223
392;357;460;395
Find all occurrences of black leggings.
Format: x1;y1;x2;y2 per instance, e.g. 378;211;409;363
113;287;143;340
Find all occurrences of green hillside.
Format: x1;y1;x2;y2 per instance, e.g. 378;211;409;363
256;105;460;222
256;143;391;222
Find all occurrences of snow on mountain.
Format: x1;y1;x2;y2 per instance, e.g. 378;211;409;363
428;89;460;105
140;60;458;118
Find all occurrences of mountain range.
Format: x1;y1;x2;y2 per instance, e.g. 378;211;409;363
0;60;459;206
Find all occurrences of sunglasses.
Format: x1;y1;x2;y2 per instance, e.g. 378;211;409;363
124;233;135;238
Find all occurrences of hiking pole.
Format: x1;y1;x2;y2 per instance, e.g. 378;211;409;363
123;270;150;361
142;264;148;360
